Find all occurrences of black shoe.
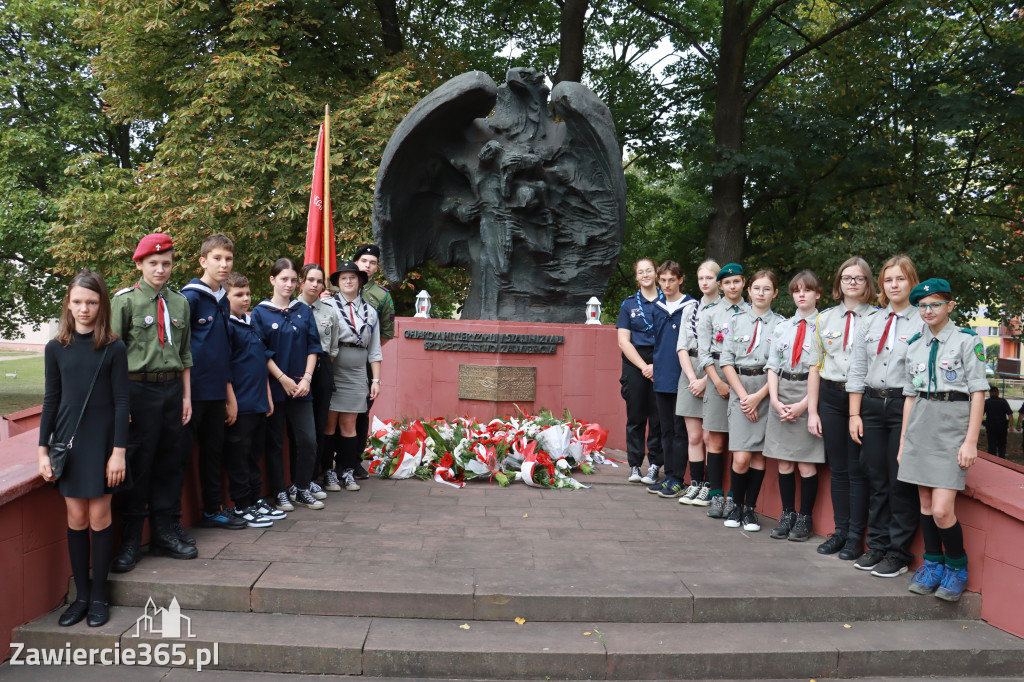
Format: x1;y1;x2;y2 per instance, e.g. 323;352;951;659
200;508;248;530
171;519;196;546
150;519;199;560
870;554;909;578
854;548;886;571
770;511;797;539
838;536;863;561
58;600;89;627
111;542;142;573
816;532;847;555
788;514;812;542
86;601;109;627
352;463;369;480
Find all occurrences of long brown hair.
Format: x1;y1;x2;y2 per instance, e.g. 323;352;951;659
56;270;118;350
831;256;877;303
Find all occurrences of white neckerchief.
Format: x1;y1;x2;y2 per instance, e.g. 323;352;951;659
749;310;770;351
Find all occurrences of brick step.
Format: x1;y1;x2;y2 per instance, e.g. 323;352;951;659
13;610;1024;679
101;555;981;624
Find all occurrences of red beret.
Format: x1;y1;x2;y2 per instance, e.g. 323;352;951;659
133;233;174;261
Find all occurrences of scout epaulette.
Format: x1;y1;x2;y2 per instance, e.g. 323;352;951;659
907;332;922;345
115;287;133;296
960;327;977;335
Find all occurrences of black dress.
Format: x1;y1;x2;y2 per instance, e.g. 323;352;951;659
38;332;130;498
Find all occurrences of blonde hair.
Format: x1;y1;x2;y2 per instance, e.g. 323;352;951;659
877;255;920;307
697;259;721;278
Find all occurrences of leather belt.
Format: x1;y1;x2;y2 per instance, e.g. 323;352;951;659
778;371;809;381
822;378;847;392
738;367;766;376
128;371;182;383
918;391;970;402
865;387;901;400
339;342;365;348
711;351;721;360
687;349;698;357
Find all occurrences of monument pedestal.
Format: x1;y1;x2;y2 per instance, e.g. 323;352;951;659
375;318;627;450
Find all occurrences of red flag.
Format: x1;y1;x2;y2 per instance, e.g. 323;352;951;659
303;123;336;272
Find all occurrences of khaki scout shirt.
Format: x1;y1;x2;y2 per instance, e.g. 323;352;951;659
720;308;785;370
362;281;395;340
766;311;820;375
305;297;340;357
846;304;924;393
698;300;749;369
815;302;877;382
903;320;989;398
111;279;193;373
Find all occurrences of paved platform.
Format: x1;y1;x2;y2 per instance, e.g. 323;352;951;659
8;462;1024;679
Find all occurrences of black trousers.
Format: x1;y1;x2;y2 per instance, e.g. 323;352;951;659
819;383;868;536
181;399;226;514
986;425;1008;457
352;360;375;469
861;392;919;563
118;379;184;519
224;413;265;509
266;399;317;492
620;347;662;468
288;353;333;475
655;391;688;481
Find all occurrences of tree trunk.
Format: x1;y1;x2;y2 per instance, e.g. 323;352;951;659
374;0;404;55
110;122;132;169
553;0;589;84
706;0;753;264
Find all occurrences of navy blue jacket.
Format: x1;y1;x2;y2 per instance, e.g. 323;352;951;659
227;313;271;416
616;289;664;348
251;299;321;403
652;294;695;393
182;278;231;401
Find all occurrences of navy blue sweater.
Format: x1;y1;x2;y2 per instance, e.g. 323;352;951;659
182;278;231;401
227;313;271;416
251;299;321;403
652;294;694;393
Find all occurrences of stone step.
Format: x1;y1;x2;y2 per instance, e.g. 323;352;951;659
13;609;1024;679
101;555;982;624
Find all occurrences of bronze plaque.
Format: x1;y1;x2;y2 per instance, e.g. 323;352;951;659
458;365;536;402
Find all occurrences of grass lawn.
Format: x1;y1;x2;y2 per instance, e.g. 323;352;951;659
0;355;44;415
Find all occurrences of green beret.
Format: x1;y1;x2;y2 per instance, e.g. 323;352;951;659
716;262;744;281
910;278;951;305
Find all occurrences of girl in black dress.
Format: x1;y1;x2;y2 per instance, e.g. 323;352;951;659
38;271;130;628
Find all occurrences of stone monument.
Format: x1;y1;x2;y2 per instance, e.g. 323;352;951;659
373;68;625;323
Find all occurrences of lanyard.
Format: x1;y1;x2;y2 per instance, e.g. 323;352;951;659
339;295;370;346
634;289;664;332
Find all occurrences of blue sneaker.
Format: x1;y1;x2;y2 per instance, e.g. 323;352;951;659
647;479;669;494
657;479;686;498
200;508;248;530
908;559;944;595
934;563;968;602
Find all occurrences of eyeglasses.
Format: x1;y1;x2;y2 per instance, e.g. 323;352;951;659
636;269;655;276
917;302;950;312
840;276;867;284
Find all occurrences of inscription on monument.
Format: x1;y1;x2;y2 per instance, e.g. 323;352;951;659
458;365;537;402
404;330;564;354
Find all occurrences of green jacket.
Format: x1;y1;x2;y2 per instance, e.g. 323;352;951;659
111;279;193;373
362;281;395;340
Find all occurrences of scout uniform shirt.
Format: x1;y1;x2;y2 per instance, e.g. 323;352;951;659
251;299;322;403
720;308;785;370
902;321;989;399
766;310;820;377
362;281;395;341
112;279;193;374
815;302;877;384
181;278;230;400
617;289;664;348
846;304;924;395
330;294;384;363
306;297;341;357
698;299;749;370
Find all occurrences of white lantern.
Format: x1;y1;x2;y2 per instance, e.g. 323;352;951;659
585;296;602;324
414;290;432;318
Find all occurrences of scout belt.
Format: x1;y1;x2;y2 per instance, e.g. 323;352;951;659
128;371;182;382
339;341;365;349
738;367;766;376
822;378;847;392
778;370;809;381
865;387;901;400
711;351;721;360
918;391;970;402
687;348;698;357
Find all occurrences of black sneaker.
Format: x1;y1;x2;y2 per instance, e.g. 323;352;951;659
816;532;847;555
232;506;273;529
854;548;886;571
200;507;248;530
352;462;370;480
647;479;668;495
723;504;743;528
294;488;325;510
256;499;288;519
657;479;687;498
838;536;862;561
640;464;660;485
770;511;797;539
870;554;909;578
741;508;761;532
787;514;812;542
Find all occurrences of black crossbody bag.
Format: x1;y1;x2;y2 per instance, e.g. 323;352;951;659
49;346;108;480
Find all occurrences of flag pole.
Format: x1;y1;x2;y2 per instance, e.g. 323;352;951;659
322;104;331;269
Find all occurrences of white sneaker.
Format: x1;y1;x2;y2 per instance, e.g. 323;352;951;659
308;481;328;500
322;470;342;492
233;506;273;528
274;491;295;512
640;464;660;485
679;480;702;504
342;469;361;491
628;466;642;483
257;499;287;519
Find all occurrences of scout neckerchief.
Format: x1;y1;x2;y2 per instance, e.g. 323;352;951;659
137;282;172;347
791;318;807;368
338;294;371;346
843;309;854;351
746;311;769;354
927;337;939;398
876;311;895;354
634;288;664;332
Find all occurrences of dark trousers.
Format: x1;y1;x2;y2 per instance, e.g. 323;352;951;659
288;354;333;475
181;399;226;514
224;413;265;509
986;425;1008;457
352;360;375;469
819;383;868;536
861;393;919;563
118;379;184;519
266;399;317;492
655;391;688;481
620;347;662;468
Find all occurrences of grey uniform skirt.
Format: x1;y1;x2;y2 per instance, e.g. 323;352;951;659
764;376;825;463
702;361;730;433
676;352;706;418
330;345;370;413
898;398;969;490
728;372;770;451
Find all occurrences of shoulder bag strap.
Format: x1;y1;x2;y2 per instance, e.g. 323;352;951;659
67;346;109;449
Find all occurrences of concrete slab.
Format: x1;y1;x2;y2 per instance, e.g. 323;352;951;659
107;558;269;612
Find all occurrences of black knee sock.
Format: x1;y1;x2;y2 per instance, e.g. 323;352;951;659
706;452;724;493
730;470;748;507
920;514;943;560
778;472;796;512
330;432;345;472
689;460;705;484
938;520;966;564
67;528;90;603
340;435;360;471
800;474;818;516
89;525;113;603
746;467;765;508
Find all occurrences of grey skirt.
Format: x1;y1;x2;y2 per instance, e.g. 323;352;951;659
676;354;706;418
898;398;970;490
330;345;369;413
701;361;730;433
764;376;825;463
727;372;769;452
